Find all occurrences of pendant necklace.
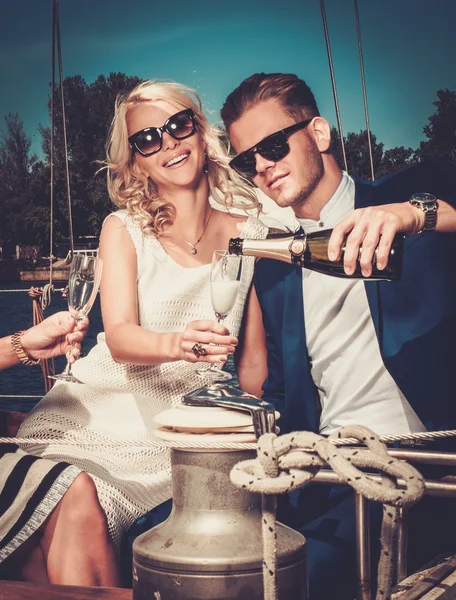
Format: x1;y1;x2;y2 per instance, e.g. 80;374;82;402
171;208;213;254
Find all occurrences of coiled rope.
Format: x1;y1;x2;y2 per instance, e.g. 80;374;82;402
230;425;426;600
38;283;55;311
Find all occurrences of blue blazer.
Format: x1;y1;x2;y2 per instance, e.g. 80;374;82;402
254;160;456;436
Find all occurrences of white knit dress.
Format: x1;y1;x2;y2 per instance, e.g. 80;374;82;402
7;210;267;556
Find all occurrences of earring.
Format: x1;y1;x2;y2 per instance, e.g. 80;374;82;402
203;154;209;174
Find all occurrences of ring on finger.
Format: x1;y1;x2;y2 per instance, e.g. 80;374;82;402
191;342;208;358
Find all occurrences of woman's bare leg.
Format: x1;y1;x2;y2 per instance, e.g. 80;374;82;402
40;472;120;586
6;472;120;586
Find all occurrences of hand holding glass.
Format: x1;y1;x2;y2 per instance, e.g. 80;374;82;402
197;251;242;383
49;254;103;383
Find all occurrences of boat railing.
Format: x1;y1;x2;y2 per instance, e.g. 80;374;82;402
310;448;456;599
61;249;98;263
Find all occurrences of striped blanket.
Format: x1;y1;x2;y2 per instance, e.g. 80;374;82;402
0;444;80;563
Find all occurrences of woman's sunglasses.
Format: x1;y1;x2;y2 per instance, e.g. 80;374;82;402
128;108;197;157
229;119;312;178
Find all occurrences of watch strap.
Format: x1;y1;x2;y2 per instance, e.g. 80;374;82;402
409;195;438;233
420;202;438;232
11;331;40;366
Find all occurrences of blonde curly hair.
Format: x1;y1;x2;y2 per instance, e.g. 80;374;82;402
105;80;260;236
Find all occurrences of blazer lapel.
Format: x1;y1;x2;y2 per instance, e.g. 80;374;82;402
282;265;317;431
282;266;306;357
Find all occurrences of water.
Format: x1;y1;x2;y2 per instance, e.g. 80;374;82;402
0;282;103;412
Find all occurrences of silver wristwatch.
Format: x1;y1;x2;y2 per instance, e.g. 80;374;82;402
409;193;438;232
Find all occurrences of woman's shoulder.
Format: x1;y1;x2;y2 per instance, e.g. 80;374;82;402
103;209;129;226
100;209;146;251
102;210;145;236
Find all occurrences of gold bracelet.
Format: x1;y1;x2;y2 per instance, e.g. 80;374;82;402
11;331;40;366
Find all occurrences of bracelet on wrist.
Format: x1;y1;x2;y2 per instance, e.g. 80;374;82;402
11;331;41;366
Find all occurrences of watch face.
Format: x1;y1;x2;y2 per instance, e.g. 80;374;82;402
411;193;437;205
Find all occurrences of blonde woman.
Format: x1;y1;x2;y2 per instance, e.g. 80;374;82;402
5;81;267;584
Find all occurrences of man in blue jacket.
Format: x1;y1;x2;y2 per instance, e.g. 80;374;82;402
221;73;456;599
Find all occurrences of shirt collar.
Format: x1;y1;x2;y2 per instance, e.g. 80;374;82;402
296;171;355;233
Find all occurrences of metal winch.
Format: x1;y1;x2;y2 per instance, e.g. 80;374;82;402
132;382;307;600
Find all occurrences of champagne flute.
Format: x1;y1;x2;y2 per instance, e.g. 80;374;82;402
197;251;242;383
49;253;103;383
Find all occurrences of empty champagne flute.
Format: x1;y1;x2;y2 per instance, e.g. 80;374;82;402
197;250;242;383
49;253;103;383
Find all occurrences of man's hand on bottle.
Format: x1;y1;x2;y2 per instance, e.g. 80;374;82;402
327;202;425;277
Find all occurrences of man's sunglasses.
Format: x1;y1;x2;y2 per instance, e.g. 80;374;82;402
229;119;312;178
128;108;197;157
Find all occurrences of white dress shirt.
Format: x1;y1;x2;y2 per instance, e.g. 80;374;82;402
297;172;425;436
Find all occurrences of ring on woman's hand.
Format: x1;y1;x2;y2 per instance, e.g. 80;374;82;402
191;342;208;358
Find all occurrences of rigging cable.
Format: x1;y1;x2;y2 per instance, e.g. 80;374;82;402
319;0;348;173
49;0;56;287
55;0;74;264
354;0;375;181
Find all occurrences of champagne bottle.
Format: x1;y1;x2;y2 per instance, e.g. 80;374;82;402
228;229;403;280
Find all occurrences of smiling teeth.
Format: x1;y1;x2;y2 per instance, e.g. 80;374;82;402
166;153;189;167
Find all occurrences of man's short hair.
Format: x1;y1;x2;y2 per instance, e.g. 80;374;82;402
221;73;320;130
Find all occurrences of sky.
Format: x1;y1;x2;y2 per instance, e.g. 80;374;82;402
1;0;455;157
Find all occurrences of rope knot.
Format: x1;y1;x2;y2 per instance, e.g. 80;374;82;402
230;425;427;600
28;286;43;299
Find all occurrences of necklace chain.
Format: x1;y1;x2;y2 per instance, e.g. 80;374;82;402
170;208;213;254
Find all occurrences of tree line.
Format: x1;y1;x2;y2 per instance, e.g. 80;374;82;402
0;72;454;251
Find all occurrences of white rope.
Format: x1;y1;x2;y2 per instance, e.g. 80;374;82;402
1;429;455;449
0;435;258;450
332;429;456;446
0;395;43;399
230;425;426;600
0;288;65;293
